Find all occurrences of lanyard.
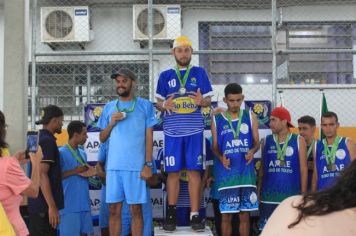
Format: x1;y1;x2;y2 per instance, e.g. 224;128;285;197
307;139;315;158
274;134;291;161
116;97;137;113
66;144;87;166
323;136;340;165
174;65;191;89
226;109;243;140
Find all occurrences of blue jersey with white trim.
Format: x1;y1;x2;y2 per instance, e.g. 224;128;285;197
213;110;256;190
155;66;213;137
261;134;301;203
315;137;351;190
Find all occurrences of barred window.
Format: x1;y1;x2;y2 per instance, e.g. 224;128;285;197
283;22;354;84
29;62;149;121
199;22;272;85
199;21;356;85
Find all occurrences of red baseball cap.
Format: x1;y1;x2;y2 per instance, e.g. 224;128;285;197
270;106;294;128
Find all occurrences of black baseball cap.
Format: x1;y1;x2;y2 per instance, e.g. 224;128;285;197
35;105;64;125
110;68;136;80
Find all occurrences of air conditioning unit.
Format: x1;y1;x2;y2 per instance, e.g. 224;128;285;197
41;6;91;43
133;5;181;41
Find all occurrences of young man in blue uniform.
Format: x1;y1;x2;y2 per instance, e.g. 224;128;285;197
155;36;213;232
297;115;316;191
211;83;260;236
98;68;158;236
312;111;356;191
58;121;95;236
258;107;307;231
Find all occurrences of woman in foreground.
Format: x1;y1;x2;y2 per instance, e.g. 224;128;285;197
261;159;356;236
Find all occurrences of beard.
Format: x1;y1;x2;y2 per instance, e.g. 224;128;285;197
116;83;132;97
118;90;130;97
175;56;191;67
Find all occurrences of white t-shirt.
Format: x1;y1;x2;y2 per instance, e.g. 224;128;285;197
261;195;356;236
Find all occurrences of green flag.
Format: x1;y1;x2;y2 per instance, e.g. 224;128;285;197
320;92;328;139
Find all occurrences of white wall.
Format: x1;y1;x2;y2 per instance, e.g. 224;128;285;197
28;4;356;126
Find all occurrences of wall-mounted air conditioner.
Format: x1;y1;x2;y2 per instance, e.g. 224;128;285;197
41;6;91;43
133;4;181;41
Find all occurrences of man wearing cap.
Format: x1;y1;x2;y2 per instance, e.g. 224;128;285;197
155;36;213;232
257;107;307;231
97;68;158;236
312;111;356;191
28;105;64;236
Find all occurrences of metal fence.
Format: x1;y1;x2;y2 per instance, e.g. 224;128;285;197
30;0;356;128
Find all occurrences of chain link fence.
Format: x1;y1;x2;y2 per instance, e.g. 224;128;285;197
30;0;356;127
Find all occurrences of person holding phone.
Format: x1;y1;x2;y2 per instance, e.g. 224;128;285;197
0;109;43;236
28;105;64;236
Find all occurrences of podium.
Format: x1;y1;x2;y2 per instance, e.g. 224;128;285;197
154;226;213;236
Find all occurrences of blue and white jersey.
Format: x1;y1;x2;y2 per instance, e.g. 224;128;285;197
261;134;301;203
155;66;213;137
213;110;256;190
315;137;351;190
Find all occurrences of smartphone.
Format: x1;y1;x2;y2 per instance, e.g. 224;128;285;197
26;131;39;158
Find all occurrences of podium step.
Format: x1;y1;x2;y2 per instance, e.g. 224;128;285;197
154;226;213;236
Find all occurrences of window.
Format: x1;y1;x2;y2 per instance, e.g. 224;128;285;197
29;62;149;121
199;22;272;85
199;21;356;85
283;22;354;84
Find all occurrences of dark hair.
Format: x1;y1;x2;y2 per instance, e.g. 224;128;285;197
0;110;8;156
67;121;86;139
297;115;316;127
224;83;243;97
289;159;356;228
321;111;338;123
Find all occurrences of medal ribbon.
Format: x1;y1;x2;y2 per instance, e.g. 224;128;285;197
66;144;87;166
322;136;340;165
226;109;243;140
116;97;137;113
174;65;191;92
307;139;315;158
274;134;291;161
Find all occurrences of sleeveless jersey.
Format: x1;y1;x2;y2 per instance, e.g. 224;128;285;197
315;137;351;190
213;110;256;191
261;134;301;203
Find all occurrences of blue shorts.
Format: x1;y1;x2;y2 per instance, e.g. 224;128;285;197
59;211;93;235
106;170;147;204
258;202;279;230
219;187;258;213
121;188;153;236
99;185;109;228
164;132;203;172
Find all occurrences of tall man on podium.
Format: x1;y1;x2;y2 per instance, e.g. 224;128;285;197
155;36;213;232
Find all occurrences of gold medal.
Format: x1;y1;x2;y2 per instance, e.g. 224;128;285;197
327;163;336;171
280;160;286;166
